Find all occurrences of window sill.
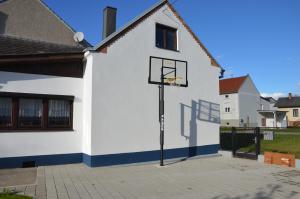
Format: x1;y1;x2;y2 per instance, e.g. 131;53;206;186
0;128;74;133
156;46;180;53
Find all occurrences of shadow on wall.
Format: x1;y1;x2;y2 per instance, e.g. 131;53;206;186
0;71;56;85
180;100;220;157
0;11;8;34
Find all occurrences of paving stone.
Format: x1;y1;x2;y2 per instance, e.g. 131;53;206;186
2;156;300;199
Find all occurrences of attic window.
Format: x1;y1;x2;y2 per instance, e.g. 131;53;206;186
156;24;177;51
293;109;299;117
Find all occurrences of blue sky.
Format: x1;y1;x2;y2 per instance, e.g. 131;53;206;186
44;0;300;98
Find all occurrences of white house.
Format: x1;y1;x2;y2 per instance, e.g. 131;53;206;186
219;75;261;127
219;75;286;128
0;0;222;168
258;97;287;128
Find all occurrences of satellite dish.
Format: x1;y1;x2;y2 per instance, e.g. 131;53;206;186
73;32;84;42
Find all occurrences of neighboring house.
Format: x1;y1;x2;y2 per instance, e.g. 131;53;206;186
220;75;261;127
0;0;222;168
258;97;287;128
0;0;87;168
275;94;300;127
219;75;287;128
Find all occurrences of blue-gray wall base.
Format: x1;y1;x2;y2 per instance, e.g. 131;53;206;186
0;144;219;169
0;153;82;169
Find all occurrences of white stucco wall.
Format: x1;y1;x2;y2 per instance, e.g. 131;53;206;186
0;71;83;158
238;77;260;127
82;54;93;155
260;98;270;111
87;4;221;156
220;93;239;126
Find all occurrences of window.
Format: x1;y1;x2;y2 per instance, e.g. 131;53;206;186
0;93;73;131
19;98;43;128
225;107;230;113
48;100;71;128
0;98;12;127
293;109;299;117
156;24;177;51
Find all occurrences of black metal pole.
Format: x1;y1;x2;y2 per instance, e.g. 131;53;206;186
159;84;164;166
255;127;261;157
159;64;165;167
231;127;236;157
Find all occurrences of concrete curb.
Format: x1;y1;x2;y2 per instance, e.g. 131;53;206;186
218;150;232;158
219;150;300;169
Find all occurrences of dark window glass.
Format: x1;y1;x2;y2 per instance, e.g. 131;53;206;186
48;100;71;127
0;97;12;127
293;109;299;117
156;26;164;48
166;30;176;50
156;24;177;51
0;93;73;131
18;98;43;128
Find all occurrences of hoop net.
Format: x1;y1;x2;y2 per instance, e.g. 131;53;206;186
164;77;182;87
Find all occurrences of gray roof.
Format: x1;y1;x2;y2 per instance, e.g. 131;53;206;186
275;96;300;108
0;34;84;56
260;96;276;103
0;0;91;48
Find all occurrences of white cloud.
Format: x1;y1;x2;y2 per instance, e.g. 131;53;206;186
216;54;224;60
261;92;286;100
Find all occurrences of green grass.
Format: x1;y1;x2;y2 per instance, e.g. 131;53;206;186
267;128;300;133
0;191;32;199
240;134;300;158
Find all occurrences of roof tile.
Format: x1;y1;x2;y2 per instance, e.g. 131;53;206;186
219;76;248;95
275;97;300;108
0;34;84;56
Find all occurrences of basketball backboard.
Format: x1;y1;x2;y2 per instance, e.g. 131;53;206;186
148;56;188;87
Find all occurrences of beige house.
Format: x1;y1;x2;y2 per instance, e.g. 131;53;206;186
275;93;300;127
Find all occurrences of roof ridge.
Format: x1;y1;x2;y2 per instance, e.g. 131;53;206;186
278;96;300;99
220;75;248;81
219;75;248;94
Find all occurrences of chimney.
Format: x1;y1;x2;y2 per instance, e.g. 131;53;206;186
288;93;292;100
102;7;117;39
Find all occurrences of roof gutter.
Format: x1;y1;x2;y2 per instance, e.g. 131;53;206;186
0;53;84;64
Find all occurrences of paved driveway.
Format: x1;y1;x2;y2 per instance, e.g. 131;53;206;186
1;156;300;199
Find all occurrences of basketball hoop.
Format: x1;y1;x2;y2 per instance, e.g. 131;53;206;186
148;56;188;166
148;56;188;87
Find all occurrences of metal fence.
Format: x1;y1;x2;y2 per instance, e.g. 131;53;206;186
220;127;262;160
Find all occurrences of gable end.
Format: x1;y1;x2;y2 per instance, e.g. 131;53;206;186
94;0;221;69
